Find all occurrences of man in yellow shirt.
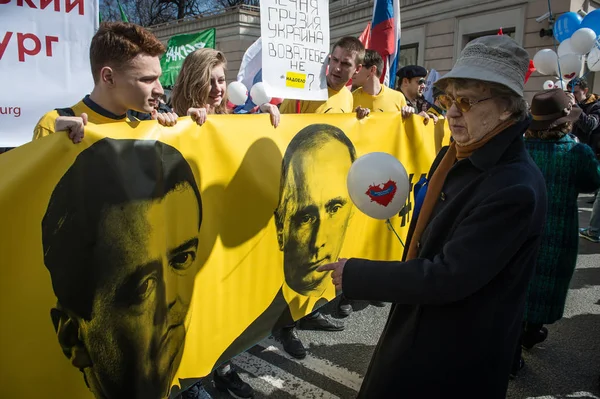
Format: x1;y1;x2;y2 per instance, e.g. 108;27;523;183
33;22;177;143
279;36;364;115
351;49;413;118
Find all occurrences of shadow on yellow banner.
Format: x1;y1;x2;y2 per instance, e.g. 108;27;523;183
0;113;449;398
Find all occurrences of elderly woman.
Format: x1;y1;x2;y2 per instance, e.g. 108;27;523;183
319;35;547;398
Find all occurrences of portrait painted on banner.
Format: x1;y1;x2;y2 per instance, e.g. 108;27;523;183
41;138;203;399
275;123;357;301
213;124;356;367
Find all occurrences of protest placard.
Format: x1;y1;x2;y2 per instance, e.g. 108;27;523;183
0;0;98;147
260;0;329;101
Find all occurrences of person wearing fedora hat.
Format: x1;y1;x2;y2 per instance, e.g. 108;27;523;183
316;35;547;398
509;88;600;376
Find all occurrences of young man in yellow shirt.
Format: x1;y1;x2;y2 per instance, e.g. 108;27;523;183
352;49;413;117
33;22;177;143
279;36;364;115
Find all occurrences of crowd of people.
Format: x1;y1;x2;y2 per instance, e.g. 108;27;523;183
24;20;600;399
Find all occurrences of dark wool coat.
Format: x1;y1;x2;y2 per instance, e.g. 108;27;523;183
343;118;547;399
573;94;600;157
524;135;600;324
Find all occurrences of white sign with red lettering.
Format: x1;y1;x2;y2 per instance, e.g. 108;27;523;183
0;0;98;147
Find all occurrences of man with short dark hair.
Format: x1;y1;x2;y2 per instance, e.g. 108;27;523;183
351;49;413;118
396;65;438;125
567;78;600;243
42;138;202;399
567;78;600;157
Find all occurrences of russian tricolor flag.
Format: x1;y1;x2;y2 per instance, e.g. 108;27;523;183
369;0;401;88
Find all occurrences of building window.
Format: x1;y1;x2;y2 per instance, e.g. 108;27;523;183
398;44;419;69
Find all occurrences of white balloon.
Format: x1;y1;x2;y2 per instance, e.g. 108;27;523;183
542;80;555;90
557;39;575;57
554;80;568;90
571;27;597;55
588;47;600;71
250;82;271;106
558;53;583;80
347;152;410;220
533;49;558;75
228;81;248;106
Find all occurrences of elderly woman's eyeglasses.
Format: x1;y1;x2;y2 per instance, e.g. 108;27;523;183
438;94;493;112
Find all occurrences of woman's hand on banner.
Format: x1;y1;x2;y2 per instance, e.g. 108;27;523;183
55;113;88;144
355;106;370;120
317;258;348;292
152;109;178;127
259;103;280;128
187;107;208;126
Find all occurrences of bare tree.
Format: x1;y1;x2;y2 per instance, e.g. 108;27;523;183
99;0;259;26
215;0;259;7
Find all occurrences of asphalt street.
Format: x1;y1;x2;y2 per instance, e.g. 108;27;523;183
200;194;600;399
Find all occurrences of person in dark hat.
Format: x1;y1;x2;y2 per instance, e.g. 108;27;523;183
511;88;600;376
427;86;446;117
396;65;437;124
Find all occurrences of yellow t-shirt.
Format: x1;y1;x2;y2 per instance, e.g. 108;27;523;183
427;105;445;117
279;86;354;114
32;95;136;141
352;85;407;113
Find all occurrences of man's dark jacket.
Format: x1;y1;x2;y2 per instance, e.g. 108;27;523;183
573;94;600;157
343;117;547;399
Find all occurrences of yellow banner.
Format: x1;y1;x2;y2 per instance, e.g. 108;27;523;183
0;113;449;398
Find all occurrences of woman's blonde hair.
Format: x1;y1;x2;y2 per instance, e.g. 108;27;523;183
171;48;229;116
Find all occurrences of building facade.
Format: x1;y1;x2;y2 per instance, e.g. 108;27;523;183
151;0;599;102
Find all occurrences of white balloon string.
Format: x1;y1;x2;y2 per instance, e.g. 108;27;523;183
547;0;564;86
385;219;405;248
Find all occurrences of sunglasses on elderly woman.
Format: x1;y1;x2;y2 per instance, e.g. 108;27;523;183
438;94;493;113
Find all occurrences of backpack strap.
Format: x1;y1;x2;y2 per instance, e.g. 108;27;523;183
55;107;76;117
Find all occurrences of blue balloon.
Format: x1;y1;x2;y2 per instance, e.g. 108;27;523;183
554;12;583;42
581;9;600;36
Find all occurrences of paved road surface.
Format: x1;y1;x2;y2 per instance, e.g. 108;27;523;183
201;194;600;399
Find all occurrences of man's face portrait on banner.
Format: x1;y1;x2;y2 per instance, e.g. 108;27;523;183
41;138;203;399
275;124;357;297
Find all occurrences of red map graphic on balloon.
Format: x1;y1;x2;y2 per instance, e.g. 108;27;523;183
366;180;397;207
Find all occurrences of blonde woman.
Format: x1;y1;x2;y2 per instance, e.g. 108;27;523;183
172;48;265;399
171;48;279;128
